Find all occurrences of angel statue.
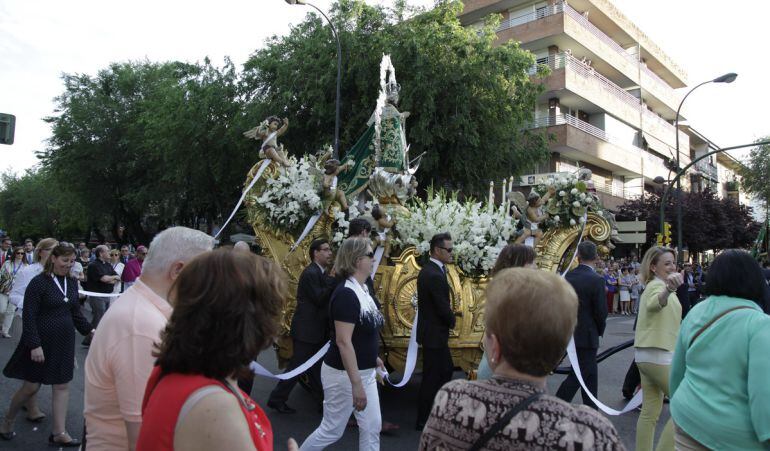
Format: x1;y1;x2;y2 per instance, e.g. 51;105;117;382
243;116;292;173
371;204;397;259
507;191;533;245
517;187;556;248
322;158;355;212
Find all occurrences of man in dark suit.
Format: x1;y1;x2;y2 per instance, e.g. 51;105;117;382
555;241;607;409
416;232;457;429
267;238;334;414
0;237;12;267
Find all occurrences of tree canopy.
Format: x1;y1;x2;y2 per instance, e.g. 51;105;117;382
740;139;770;218
616;188;759;254
3;0;549;242
242;0;550;191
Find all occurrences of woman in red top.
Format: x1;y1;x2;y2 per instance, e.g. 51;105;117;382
136;248;297;451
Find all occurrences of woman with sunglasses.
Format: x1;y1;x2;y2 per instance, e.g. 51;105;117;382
300;237;386;451
0;246;29;338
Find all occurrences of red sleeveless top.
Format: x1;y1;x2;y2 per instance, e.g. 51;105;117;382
136;366;273;451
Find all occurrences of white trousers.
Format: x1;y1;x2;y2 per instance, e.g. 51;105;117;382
300;363;381;451
0;293;16;333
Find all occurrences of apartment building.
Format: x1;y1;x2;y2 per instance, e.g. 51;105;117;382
460;0;698;210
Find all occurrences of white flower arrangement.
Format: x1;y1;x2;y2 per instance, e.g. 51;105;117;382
252;157;322;233
535;172;601;228
331;201;373;244
395;188;516;276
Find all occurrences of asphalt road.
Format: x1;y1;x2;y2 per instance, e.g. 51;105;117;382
0;312;667;450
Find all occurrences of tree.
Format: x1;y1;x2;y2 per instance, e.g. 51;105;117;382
0;169;89;240
242;0;550;193
740;139;770;220
40;59;249;242
616;188;759;253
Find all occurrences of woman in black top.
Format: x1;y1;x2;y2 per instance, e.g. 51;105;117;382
300;237;385;451
0;245;94;447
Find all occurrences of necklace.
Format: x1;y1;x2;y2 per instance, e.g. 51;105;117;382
52;274;68;302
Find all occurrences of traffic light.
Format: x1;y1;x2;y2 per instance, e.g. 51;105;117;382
663;222;672;247
0;113;15;145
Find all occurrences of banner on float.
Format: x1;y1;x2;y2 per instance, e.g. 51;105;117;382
370;246;385;279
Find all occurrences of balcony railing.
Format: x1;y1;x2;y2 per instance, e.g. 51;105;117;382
497;2;564;31
695;159;718;180
531;53;679;141
500;1;678;108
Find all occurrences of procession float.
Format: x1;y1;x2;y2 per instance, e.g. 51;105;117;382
242;56;618;376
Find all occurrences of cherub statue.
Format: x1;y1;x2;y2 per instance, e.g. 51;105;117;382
243;115;292;168
371;204;397;259
507;191;533;245
522;186;556;248
322;158;354;212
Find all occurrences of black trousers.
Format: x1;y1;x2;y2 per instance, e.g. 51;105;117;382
267;339;325;405
417;345;454;425
555;346;599;410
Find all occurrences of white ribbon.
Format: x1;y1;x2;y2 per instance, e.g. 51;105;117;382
78;290;116;298
376;310;419;387
289;213;322;252
213;158;272;240
370;246;385;279
559;213;643;415
250;342;331;380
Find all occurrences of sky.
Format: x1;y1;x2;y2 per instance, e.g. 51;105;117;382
1;0;767;175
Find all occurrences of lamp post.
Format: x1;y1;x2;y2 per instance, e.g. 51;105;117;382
285;0;342;159
671;72;737;261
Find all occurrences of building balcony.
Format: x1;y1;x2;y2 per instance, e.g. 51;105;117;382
528;114;671;183
492;1;682;115
532;53;689;153
695;160;718;181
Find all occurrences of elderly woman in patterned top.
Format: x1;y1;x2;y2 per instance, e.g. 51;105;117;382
419;268;625;451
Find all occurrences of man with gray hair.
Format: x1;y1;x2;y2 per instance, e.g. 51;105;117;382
84;227;214;451
83;245;121;346
555;240;608;410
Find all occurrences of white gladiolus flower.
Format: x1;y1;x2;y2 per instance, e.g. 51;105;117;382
586;197;594;204
570;219;576;226
554;215;560;222
579;216;586;224
570;188;578;195
559;191;567;197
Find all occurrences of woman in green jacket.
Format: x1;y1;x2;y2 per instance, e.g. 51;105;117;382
635;246;683;451
670;250;770;450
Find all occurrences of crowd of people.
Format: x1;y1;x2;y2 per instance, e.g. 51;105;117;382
0;228;767;450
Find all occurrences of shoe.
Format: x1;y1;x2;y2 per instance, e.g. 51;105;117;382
266;401;296;414
48;431;81;447
0;418;15;440
381;421;400;434
26;412;46;423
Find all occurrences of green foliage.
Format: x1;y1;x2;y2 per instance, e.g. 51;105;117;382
0;169;89;240
242;0;550;193
39;59;249;242
740;139;770;217
616;189;759;253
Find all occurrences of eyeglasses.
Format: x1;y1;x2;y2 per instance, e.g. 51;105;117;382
365;251;375;258
110;253;119;257
14;252;24;255
437;246;453;253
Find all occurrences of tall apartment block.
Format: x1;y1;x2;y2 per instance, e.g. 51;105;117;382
459;0;743;210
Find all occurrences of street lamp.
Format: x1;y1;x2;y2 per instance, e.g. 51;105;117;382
670;72;737;261
285;0;342;159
